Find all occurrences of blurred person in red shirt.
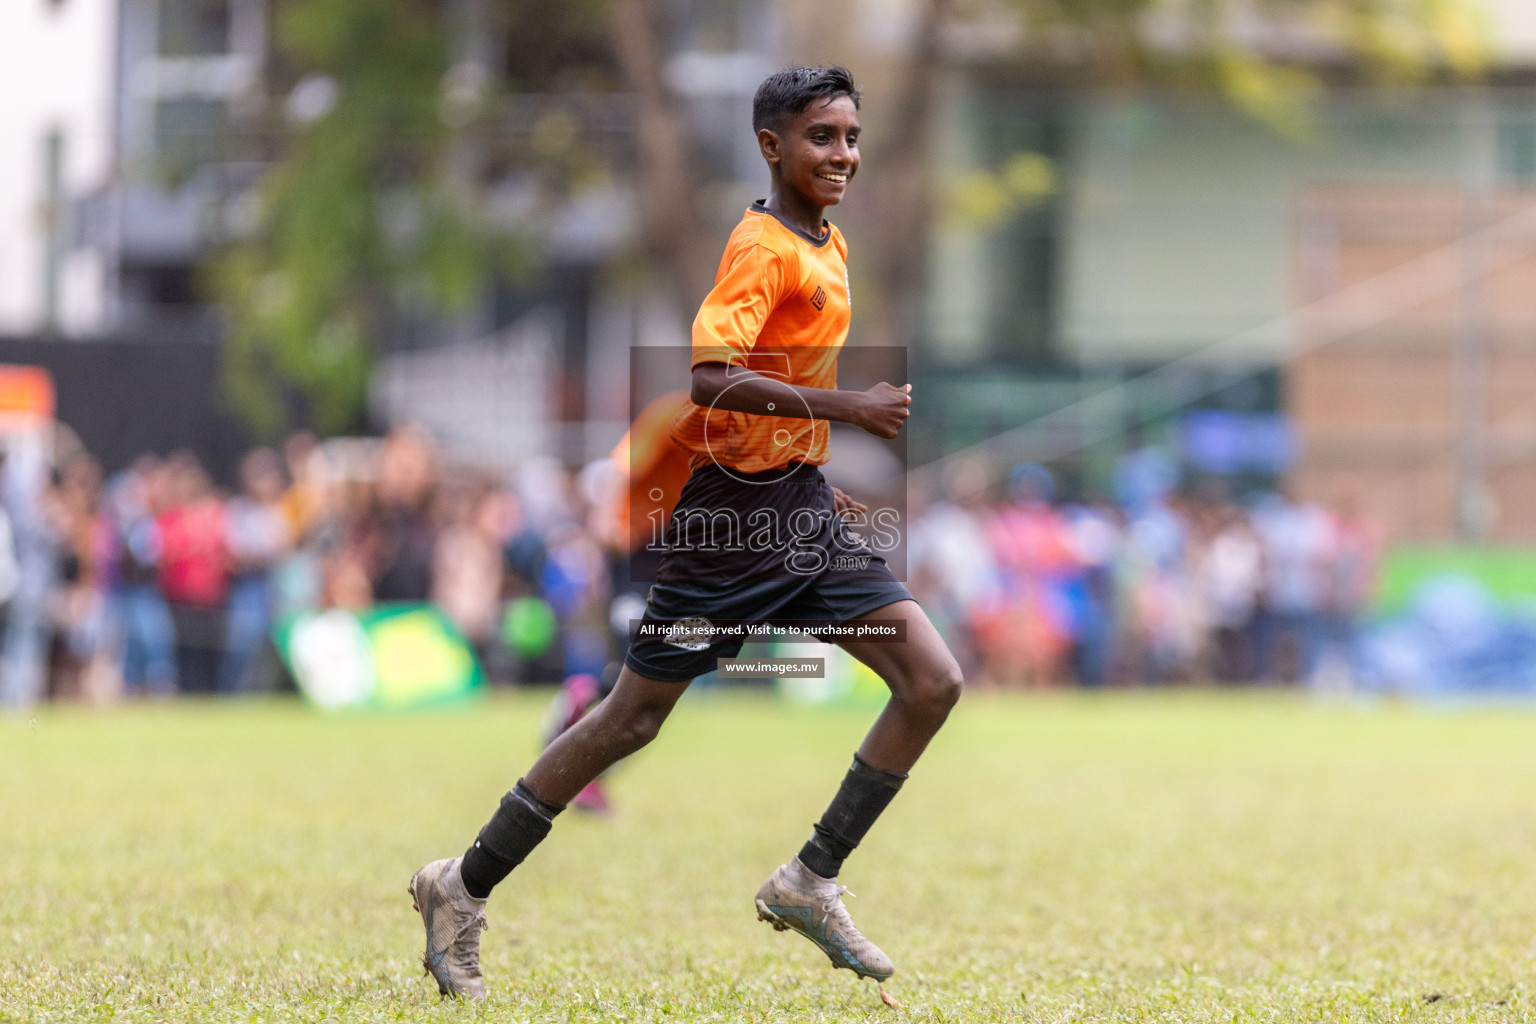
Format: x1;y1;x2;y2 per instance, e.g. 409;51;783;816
976;463;1078;687
157;452;228;693
907;459;998;683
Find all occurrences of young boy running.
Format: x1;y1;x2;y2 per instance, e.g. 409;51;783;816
410;65;964;1000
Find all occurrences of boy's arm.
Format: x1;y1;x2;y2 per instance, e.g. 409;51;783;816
690;364;911;440
689;241;912;439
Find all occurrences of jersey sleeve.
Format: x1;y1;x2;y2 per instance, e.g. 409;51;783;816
691;243;793;368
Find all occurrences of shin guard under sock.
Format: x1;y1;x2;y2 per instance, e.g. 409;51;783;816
459;779;564;899
798;754;908;879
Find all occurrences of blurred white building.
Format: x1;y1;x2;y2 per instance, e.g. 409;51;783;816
0;0;116;335
0;0;266;339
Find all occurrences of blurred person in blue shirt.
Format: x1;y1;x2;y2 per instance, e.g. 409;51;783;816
1251;489;1333;683
1062;501;1123;688
104;457;177;698
219;448;291;693
1198;503;1263;683
0;444;62;711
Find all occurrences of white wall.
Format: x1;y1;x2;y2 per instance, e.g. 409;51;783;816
1057;93;1470;365
1488;0;1536;64
0;0;115;336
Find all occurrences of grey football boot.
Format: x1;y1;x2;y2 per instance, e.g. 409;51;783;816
754;857;895;981
409;857;488;1000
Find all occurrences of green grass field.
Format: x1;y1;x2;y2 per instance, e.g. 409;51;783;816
7;689;1536;1022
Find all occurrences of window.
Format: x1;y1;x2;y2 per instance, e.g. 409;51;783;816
41;129;66;329
157;0;230;57
154;98;228;179
923;89;1066;368
1497;117;1536;183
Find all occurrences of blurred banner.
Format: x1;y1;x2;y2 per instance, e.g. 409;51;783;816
771;642;889;709
275;604;483;711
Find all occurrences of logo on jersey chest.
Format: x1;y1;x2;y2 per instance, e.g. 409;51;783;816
810;286;827;311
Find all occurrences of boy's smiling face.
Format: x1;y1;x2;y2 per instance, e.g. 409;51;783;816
760;94;861;211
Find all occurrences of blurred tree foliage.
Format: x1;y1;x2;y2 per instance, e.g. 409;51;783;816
212;0;614;436
214;0;460;435
1005;0;1487;132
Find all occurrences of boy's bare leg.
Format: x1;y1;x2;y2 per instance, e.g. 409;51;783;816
468;667;692;884
754;600;962;982
837;600;964;774
524;668;693;804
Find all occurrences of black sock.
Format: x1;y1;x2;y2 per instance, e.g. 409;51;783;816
459;779;564;899
797;754;908;879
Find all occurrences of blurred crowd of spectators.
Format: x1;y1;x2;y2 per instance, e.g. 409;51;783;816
0;426;621;708
0;426;1380;710
910;451;1381;688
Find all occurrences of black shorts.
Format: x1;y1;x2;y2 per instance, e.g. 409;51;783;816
623;461;913;683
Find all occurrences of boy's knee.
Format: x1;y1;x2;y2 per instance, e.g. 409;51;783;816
927;661;963;713
898;660;962;718
612;700;670;752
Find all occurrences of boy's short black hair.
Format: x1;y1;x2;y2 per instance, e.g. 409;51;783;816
752;66;861;135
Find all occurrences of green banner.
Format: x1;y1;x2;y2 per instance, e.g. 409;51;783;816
275;604;484;711
1376;546;1536;613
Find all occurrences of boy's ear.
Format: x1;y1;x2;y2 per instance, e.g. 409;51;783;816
757;127;782;165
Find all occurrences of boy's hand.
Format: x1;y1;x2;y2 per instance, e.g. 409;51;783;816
856;383;912;439
830;485;868;520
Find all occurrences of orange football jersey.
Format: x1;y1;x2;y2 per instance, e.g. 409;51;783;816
609;390;693;554
670;201;851;474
